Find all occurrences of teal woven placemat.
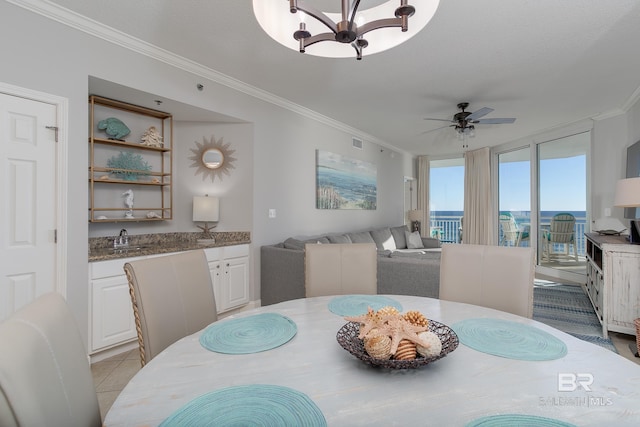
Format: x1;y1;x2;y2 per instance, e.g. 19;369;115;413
159;384;327;427
328;295;403;316
465;414;576;426
200;313;297;354
452;318;568;361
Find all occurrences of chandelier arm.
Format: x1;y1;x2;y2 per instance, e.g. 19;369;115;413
357;18;403;37
294;0;338;34
302;32;339;48
347;0;362;31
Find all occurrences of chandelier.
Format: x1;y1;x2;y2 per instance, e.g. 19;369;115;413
254;0;440;60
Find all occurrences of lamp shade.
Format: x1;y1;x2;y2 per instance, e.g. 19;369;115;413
193;196;219;222
408;210;423;222
614;177;640;207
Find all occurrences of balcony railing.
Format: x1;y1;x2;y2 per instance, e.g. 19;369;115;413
429;214;587;256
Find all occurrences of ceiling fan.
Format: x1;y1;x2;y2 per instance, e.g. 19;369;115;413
423;102;516;146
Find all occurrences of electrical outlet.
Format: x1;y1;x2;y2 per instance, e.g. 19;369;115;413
268;209;276;219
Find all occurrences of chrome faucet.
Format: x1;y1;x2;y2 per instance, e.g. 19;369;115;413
114;229;129;248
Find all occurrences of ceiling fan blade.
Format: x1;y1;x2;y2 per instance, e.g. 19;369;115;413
424;118;454;123
466;107;493;121
420;124;451;135
473;118;516;124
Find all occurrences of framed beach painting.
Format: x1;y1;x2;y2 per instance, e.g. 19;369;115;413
316;150;377;210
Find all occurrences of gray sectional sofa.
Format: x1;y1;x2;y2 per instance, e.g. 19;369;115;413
260;225;442;306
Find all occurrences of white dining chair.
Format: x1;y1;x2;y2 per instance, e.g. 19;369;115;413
0;292;102;427
304;243;377;297
124;249;218;366
439;243;535;318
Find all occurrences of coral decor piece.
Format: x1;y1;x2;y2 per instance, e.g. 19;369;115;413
140;126;164;147
106;151;152;181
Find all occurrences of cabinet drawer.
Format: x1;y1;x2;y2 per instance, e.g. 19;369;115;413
91;256;142;279
223;244;249;258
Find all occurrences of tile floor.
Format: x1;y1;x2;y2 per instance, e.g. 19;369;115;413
92;335;640;422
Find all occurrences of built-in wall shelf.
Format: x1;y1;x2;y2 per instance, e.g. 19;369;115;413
88;95;173;222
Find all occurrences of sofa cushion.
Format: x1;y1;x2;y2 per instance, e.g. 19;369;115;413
390;225;409;249
370;228;396;250
283;238;306;250
405;231;425;249
421;237;441;249
347;231;375;244
328;234;352;244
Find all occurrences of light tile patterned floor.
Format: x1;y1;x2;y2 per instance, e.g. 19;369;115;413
91;332;640;422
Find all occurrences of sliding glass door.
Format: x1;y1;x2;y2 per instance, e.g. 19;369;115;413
494;129;590;284
537;132;590;282
497;147;531;247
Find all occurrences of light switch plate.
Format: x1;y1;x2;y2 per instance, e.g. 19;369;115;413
268;209;276;218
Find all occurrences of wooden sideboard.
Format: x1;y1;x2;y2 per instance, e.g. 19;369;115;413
584;232;640;338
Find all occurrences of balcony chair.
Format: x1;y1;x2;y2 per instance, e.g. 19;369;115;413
499;212;530;247
0;292;102;427
124;249;218;366
304;243;377;297
439;243;535;318
542;212;578;261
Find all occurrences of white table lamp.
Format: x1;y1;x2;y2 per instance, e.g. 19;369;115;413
193;195;219;243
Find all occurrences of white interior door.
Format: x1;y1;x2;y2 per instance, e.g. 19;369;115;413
0;92;57;321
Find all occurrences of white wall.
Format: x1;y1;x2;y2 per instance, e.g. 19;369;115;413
0;2;410;345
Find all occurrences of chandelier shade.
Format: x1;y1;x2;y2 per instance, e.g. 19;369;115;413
253;0;440;60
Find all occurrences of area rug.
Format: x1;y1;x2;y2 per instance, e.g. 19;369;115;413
532;283;618;353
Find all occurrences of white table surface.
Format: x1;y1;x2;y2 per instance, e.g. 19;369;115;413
105;295;640;426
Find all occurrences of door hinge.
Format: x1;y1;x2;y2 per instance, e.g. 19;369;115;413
54;229;57;243
45;125;59;142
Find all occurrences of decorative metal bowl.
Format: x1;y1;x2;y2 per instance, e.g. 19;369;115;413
336;320;459;369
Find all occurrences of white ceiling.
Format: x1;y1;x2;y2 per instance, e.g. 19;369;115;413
43;0;640;156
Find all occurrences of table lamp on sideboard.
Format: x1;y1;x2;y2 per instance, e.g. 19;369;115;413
614;177;640;244
193;195;219;244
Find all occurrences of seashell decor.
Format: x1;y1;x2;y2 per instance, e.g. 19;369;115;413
346;306;440;362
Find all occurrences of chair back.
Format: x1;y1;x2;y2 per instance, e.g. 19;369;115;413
499;212;519;243
439;243;535;318
305;243;377;297
124;249;218;366
0;293;102;427
548;213;576;243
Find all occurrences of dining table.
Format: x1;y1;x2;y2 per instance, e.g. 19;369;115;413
104;294;640;426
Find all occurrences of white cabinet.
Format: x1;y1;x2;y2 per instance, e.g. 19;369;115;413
89;257;141;353
584;233;640;338
205;245;250;313
90;245;250;354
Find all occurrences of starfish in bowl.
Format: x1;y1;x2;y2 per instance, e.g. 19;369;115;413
346;308;434;355
380;317;431;355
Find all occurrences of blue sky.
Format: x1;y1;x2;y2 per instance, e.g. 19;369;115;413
430;155;587;212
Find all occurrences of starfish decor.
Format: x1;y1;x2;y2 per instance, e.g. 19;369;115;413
346;307;432;355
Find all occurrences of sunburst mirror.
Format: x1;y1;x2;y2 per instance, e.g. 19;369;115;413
189;135;236;182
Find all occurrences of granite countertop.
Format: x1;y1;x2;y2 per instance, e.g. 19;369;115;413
89;231;251;262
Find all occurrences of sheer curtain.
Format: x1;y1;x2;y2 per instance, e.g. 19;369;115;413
463;147;496;245
417;156;430;237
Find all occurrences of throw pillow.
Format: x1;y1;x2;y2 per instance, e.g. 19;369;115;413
283;238;306;250
390;225;409;249
370;228;396;250
405;231;425;249
328;234;352;244
347;231;375;244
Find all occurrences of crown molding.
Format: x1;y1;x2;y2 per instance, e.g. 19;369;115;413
7;0;403;154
